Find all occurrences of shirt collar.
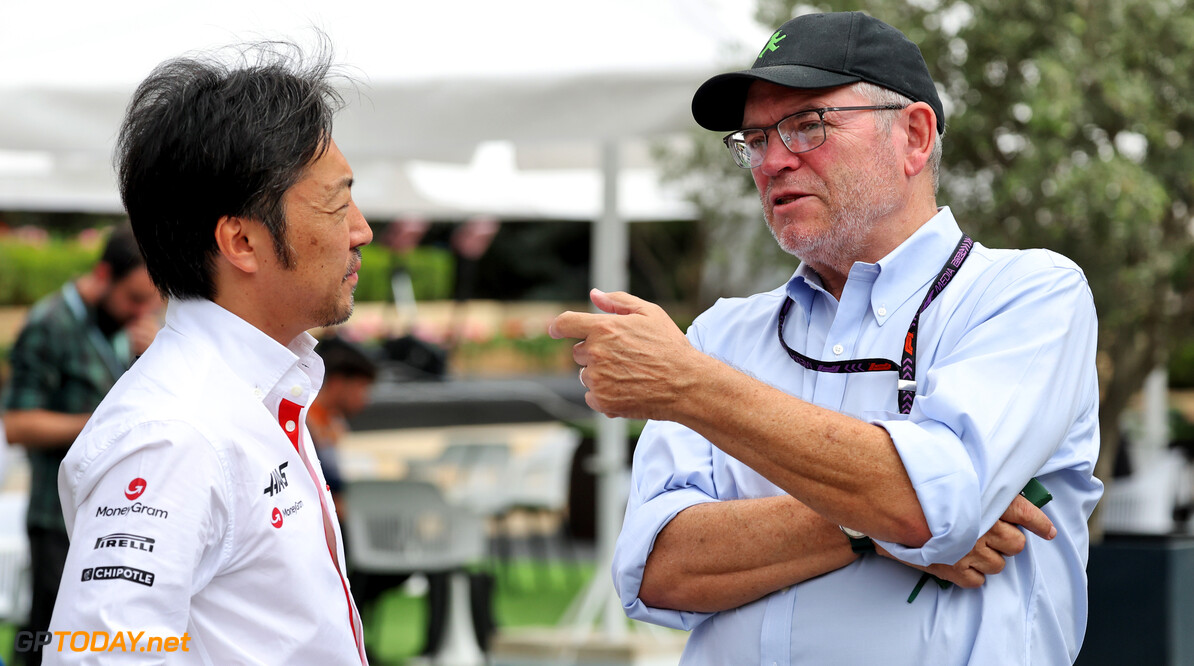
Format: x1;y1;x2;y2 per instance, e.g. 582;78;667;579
870;207;964;325
785;207;964;324
163;299;324;403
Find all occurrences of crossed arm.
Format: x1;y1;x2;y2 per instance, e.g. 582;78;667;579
550;288;1059;613
639;492;1052;613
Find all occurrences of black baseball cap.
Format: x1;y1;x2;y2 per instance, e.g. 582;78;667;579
692;12;945;134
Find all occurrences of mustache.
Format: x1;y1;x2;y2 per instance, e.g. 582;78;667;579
344;248;363;280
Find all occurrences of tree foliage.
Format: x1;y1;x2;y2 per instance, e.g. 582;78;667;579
658;0;1194;497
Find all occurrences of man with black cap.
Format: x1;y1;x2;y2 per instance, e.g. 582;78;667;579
550;11;1100;665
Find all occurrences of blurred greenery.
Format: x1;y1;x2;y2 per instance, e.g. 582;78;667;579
658;0;1194;503
363;560;596;665
0;233;455;307
359;244;455;302
0;237;100;306
1170;339;1194;389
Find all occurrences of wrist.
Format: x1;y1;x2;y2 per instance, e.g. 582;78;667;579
840;525;875;554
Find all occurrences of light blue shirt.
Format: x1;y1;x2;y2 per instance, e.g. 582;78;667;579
612;208;1102;666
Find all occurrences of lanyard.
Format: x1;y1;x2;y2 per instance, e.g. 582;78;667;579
776;235;974;414
774;235;1048;604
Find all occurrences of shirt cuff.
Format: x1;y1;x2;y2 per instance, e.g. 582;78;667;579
612;485;718;631
872;417;980;566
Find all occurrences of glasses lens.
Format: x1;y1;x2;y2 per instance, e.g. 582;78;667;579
777;111;826;154
725;130;765;169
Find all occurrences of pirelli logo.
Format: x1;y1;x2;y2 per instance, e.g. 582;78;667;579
94;533;155;553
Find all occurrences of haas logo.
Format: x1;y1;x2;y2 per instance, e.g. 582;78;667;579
263;462;289;497
271;507;284;529
125;478;147;501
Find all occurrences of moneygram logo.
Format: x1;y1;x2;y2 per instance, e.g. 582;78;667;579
125;478;147;501
95;502;168;520
271;500;304;529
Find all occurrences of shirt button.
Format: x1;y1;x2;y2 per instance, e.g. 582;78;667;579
253;388;264;399
290;385;303;397
284;420;297;433
833;344;844;355
877;306;888;317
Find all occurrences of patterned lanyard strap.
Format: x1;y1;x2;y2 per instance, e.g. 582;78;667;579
776;234;974;414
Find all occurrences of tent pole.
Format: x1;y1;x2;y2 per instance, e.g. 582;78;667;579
588;140;630;639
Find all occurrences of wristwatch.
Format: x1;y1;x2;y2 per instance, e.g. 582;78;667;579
840;525;875;554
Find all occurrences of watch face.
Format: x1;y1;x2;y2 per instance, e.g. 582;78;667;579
841;525;867;539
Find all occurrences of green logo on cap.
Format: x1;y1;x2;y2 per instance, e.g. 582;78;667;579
759;30;786;58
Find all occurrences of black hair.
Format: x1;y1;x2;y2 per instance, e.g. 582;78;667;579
116;37;346;300
316;337;379;381
99;224;146;282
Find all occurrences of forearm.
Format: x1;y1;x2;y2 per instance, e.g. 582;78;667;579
639;495;857;613
668;353;929;545
3;409;91;448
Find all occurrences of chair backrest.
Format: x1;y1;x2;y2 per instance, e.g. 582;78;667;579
505;428;582;511
0;492;31;624
343;480;485;575
408;441;511;490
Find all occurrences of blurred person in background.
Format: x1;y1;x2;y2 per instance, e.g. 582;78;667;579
308;336;379;509
2;225;160;666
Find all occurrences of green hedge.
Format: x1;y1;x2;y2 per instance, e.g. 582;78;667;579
356;244;454;302
0;237;99;306
1171;340;1194;389
0;235;455;306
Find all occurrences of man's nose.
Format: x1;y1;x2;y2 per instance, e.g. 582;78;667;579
757;129;804;176
350;202;373;247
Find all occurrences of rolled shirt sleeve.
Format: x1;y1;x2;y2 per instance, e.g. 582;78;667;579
612;419;721;630
875;252;1101;566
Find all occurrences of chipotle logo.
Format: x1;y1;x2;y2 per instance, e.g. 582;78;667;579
125;478;147;501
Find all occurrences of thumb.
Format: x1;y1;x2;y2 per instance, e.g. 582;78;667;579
1007;494;1057;540
590;288;649;315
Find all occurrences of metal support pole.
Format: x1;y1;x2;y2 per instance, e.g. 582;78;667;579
591;140;630;639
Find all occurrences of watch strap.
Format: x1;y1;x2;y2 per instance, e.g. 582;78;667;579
840;526;875;554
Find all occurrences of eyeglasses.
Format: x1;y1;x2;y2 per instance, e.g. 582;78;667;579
722;105;907;169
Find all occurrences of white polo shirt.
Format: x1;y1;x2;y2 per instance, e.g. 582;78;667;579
49;298;366;665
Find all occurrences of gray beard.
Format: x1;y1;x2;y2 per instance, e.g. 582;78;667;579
769;145;902;273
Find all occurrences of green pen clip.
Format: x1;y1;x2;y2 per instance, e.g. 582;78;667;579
906;477;1052;603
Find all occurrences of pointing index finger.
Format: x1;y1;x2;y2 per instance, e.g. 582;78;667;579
549;310;598;341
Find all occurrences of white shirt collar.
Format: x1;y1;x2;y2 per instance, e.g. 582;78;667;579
163;299;324;403
786;206;965;323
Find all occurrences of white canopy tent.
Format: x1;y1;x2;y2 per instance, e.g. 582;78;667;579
0;0;766;220
0;0;768;646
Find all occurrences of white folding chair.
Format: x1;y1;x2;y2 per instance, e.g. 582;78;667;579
453;427;582;588
343;479;486;666
0;491;31;626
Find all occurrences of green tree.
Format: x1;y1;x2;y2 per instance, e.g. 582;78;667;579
659;0;1194;521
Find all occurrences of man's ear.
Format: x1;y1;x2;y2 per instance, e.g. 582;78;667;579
901;102;937;178
213;215;263;275
91;260;113;287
